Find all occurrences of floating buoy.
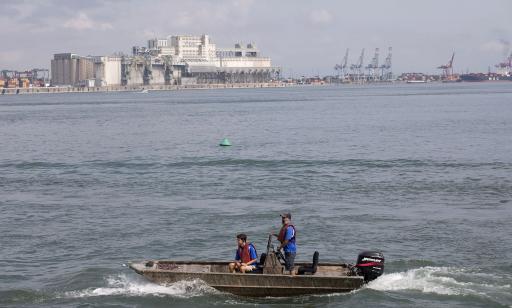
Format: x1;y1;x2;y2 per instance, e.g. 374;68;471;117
220;138;232;146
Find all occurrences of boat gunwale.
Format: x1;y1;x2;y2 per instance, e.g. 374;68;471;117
129;260;362;281
131;260;353;267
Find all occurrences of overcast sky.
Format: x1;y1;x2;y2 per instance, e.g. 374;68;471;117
1;0;511;76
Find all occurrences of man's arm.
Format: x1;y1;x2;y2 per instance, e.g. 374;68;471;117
278;239;288;251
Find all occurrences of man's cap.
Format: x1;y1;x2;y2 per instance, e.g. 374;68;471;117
280;213;291;219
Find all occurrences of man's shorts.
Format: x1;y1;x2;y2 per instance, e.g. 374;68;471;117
284;252;296;271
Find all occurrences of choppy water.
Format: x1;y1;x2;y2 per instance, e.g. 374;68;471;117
1;83;511;307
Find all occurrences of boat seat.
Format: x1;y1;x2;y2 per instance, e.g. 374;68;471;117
259;253;267;266
297;251;319;275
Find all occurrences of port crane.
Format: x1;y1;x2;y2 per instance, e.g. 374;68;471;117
334;48;349;81
350;48;365;82
365;48;380;81
495;51;512;75
438;52;455;79
379;47;393;81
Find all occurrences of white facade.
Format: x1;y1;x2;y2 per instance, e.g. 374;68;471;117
169;34;217;62
148;39;168;49
52;34;276;86
219;57;271;68
136;35;273;70
119;34;278;85
93;56;122;86
216;43;271;68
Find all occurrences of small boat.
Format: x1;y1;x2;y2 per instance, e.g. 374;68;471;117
138;89;149;93
129;236;384;297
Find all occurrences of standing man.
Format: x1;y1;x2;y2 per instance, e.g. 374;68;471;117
274;213;296;275
229;233;258;273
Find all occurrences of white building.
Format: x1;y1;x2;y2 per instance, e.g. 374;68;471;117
148;39;168;49
217;43;271;68
168;34;216;62
139;35;271;69
52;34;278;86
126;35;279;85
92;56;122;86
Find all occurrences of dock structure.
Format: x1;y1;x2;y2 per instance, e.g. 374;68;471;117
50;34;280;88
0;82;285;95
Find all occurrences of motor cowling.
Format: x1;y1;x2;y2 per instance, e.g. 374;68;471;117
356;251;384;282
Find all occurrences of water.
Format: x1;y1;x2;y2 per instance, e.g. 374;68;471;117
1;83;511;307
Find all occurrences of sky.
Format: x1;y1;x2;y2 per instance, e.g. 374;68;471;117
1;0;511;76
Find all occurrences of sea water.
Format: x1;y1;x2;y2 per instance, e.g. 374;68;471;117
0;83;511;307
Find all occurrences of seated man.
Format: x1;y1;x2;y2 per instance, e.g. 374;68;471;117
229;233;258;273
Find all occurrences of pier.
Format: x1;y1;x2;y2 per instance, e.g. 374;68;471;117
0;82;285;95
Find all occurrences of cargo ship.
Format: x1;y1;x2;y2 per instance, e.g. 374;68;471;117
459;73;488;82
460;73;512;82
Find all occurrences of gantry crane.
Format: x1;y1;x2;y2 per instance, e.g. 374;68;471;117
350;48;365;82
438;53;455;80
365;48;380;81
495;51;512;76
334;48;349;81
379;47;392;81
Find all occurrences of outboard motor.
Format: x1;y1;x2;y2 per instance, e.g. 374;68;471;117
356;251;384;282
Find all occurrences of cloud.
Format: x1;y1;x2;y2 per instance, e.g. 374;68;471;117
63;12;113;31
231;0;254;12
309;9;332;25
1;0;512;74
0;2;40;18
481;39;510;55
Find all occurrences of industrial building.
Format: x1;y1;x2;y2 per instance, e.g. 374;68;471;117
51;53;94;86
92;56;122;86
51;34;279;87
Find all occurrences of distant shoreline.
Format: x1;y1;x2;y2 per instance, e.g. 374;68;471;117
2;80;511;95
0;82;286;95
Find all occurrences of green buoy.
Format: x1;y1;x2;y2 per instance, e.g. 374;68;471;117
219;138;232;146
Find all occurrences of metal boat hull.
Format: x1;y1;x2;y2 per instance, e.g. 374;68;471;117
130;261;364;297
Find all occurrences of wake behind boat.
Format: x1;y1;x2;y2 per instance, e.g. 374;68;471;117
129;236;384;297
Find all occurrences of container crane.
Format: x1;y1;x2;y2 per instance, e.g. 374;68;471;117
379;47;393;81
365;48;380;81
350;48;365;82
438;52;455;80
334;48;349;81
495;52;512;76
